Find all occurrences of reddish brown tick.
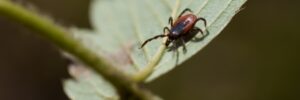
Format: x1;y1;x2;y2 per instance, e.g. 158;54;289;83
140;8;207;48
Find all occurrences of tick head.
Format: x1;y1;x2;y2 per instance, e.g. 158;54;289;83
168;31;179;39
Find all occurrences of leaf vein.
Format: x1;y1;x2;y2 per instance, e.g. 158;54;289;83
128;0;151;68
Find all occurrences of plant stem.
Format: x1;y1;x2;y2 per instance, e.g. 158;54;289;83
133;45;166;82
0;0;156;99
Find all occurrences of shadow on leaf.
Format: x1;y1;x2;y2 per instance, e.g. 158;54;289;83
167;27;210;66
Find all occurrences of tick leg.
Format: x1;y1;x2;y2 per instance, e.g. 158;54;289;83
196;17;210;35
140;35;167;48
196;17;207;27
191;26;210;42
165;38;172;47
178;8;192;18
163;26;171;34
193;27;204;35
180;38;187;53
168;17;173;27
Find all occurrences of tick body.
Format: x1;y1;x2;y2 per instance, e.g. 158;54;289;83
140;8;207;48
169;14;197;39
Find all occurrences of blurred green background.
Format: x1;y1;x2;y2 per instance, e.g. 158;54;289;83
0;0;299;100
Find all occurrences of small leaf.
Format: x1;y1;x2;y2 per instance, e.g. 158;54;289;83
63;65;119;100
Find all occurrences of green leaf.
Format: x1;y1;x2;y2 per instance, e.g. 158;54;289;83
64;0;246;99
63;65;119;100
72;0;246;83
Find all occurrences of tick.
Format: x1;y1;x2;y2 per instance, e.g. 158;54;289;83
140;8;207;49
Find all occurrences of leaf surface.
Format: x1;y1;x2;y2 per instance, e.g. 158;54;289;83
63;65;119;100
87;0;246;81
64;0;246;99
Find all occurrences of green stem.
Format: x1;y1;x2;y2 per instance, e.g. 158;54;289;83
133;45;166;82
0;0;155;99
